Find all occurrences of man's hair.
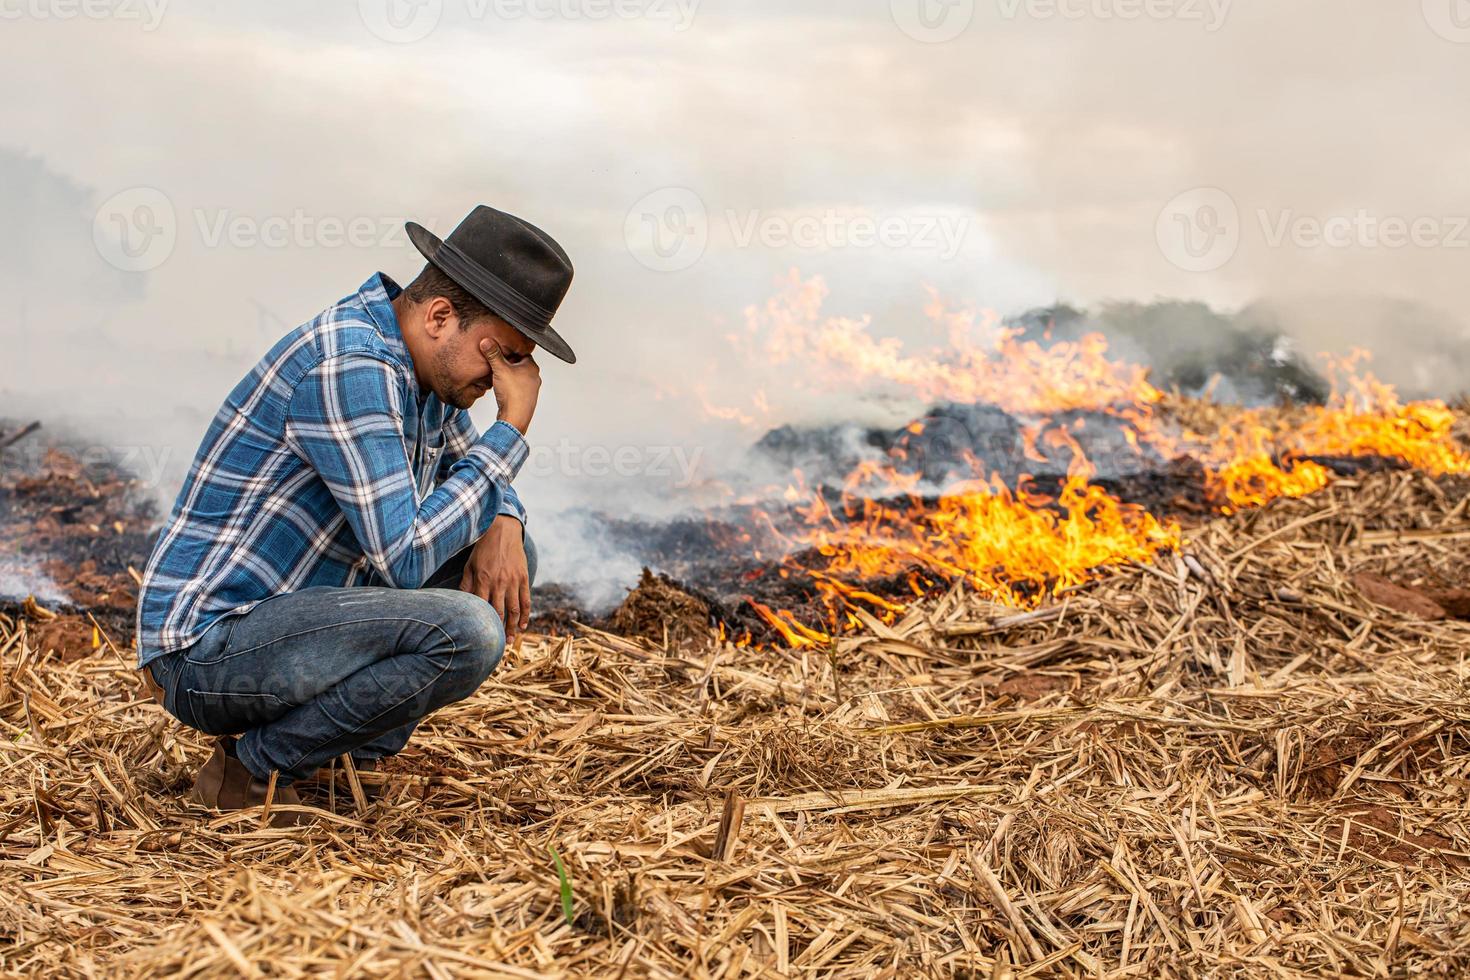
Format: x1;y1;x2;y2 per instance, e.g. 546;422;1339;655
404;264;497;327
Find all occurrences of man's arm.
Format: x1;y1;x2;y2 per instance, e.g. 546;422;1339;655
441;408;527;525
440;402;533;636
286;352;527;589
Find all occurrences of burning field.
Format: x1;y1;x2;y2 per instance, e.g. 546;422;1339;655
3;284;1470;975
559;277;1470;652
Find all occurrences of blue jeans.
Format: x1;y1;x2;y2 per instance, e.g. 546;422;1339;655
148;535;536;784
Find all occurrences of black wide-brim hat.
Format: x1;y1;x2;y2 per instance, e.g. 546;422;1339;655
406;205;576;364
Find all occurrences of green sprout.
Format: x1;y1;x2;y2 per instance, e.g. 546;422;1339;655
548;845;574;927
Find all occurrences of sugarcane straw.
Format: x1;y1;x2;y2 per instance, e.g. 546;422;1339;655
3;462;1470;974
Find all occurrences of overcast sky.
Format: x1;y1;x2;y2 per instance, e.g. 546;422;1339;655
3;1;1469;561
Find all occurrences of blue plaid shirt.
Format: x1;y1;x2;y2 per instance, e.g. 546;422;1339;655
136;273;528;667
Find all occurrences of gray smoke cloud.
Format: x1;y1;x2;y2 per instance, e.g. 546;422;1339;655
2;1;1466;601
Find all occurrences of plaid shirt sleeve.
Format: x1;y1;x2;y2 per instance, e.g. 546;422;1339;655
441;408;527;525
287;353;528;588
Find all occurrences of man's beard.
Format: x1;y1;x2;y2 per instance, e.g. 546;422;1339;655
435;346;486;409
445;380;490;410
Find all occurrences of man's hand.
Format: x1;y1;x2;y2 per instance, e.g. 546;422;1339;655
481;340;541;436
459;514;531;639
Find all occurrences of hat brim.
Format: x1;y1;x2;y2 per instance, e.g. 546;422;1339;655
406;221;577;365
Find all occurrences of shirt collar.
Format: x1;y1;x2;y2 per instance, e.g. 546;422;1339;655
360;272;410;363
360;271;433;406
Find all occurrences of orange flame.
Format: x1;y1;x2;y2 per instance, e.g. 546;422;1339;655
735;271;1162;415
721;276;1470;647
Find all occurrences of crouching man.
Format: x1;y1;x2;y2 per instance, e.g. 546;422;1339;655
135;206;577;820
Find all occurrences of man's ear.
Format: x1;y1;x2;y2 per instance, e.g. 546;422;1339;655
421;297;458;339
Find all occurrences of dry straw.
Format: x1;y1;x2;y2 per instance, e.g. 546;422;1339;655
3;468;1470;976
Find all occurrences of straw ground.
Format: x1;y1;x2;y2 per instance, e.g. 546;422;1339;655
2;469;1470;976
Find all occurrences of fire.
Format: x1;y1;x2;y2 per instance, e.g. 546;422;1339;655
749;599;833;649
735;271;1163;415
1292;354;1470;475
1167;353;1470;512
713;275;1470;647
803;469;1181;611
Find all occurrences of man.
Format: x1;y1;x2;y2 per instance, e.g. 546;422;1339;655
137;205;575;820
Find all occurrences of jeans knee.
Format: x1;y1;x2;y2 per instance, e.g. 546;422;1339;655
438;592;505;699
524;531;539;587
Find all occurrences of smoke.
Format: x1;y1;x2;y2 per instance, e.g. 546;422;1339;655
1239;295;1470;401
0;556;66;607
2;2;1467;610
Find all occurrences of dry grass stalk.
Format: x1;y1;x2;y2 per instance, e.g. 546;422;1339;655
1;468;1469;975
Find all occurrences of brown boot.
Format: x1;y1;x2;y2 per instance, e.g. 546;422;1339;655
189;739;315;826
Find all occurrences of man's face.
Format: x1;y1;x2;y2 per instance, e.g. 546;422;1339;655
430;311;536;410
